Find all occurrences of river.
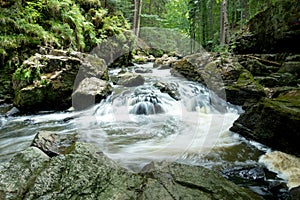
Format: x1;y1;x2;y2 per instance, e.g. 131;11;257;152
0;63;286;198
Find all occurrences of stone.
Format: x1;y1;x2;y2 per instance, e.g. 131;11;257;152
31;131;78;157
12;50;109;112
171;53;266;105
117;72;145;87
153;81;180;100
232;0;300;54
72;77;112;110
153;54;178;69
0;142;263;199
230;89;300;156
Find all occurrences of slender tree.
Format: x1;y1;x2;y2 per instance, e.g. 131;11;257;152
133;0;143;37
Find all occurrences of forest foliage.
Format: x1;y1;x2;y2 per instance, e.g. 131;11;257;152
0;0;281;68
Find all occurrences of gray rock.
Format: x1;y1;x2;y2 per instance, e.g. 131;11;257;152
31;131;77;157
72;77;112;110
0;142;263;200
117;72;145;87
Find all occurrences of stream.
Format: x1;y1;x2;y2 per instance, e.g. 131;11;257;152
0;63;288;199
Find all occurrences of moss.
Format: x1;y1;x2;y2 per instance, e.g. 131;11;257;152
0;0;131;70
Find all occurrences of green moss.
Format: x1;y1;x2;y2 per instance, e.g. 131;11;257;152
0;0;131;69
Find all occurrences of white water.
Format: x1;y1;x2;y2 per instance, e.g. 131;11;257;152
0;63;266;172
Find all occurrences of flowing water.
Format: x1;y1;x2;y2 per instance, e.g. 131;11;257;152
0;63;286;198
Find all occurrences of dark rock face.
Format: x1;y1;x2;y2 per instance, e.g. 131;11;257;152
233;0;300;54
72;77;112;110
0;142;263;199
230;89;300;156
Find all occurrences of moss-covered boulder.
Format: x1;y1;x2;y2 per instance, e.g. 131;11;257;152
12;51;109;112
230;89;300;156
171;53;266;105
233;0;300;54
0;141;263;199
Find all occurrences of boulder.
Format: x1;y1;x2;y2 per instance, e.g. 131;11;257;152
230;89;300;156
12;51;109;112
0;142;263;199
171;53;266;105
117;72;145;87
72;77;112;110
232;0;300;54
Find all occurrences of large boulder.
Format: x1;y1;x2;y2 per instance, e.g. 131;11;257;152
233;0;300;54
230;89;300;156
171;53;266;105
72;77;112;110
0;141;263;199
12;51;109;112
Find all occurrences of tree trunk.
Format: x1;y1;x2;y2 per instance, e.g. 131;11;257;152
220;0;228;45
133;0;142;37
244;0;249;20
220;1;224;44
209;0;214;40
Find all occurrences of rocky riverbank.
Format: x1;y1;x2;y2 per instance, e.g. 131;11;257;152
0;132;262;199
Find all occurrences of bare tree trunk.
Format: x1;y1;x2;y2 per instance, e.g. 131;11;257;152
220;0;228;45
133;0;142;37
220;1;224;44
209;0;214;40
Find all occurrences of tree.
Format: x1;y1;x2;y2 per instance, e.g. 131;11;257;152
220;0;228;45
133;0;143;37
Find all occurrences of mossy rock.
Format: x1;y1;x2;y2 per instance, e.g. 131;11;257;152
230;88;300;156
0;142;263;199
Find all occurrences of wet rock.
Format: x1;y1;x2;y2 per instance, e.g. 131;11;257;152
72;77;112;110
134;66;153;74
231;89;300;156
4;107;19;117
222;165;291;199
117;72;145;87
291;186;300;200
172;53;266;105
223;166;266;185
31;131;78;157
0;142;263;199
153;54;178;69
153;81;180;100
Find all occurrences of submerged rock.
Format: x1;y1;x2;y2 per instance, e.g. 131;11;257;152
0;142;263;199
230;89;300;156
